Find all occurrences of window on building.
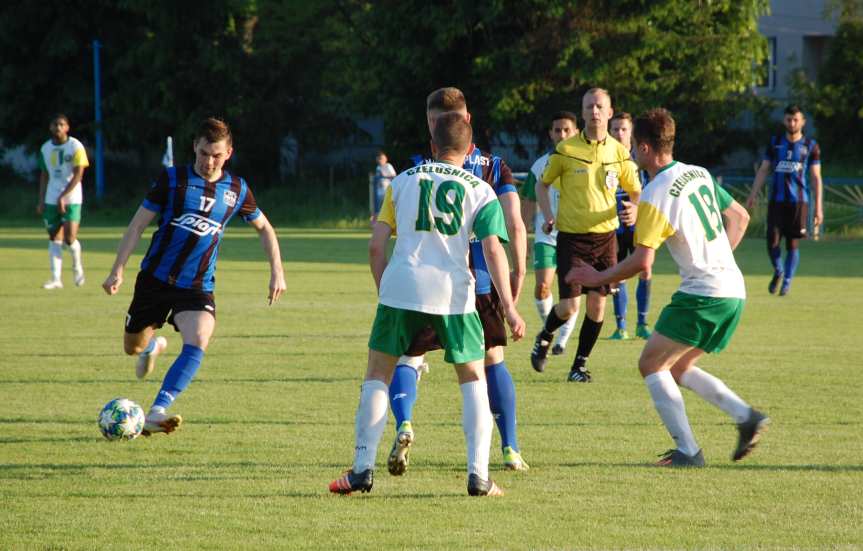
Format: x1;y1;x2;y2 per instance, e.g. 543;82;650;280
756;36;777;90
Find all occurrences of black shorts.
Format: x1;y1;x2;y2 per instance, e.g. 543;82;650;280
767;201;808;240
403;290;507;356
556;231;617;298
616;230;635;263
125;271;216;334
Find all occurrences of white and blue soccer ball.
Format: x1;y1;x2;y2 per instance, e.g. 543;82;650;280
98;398;146;441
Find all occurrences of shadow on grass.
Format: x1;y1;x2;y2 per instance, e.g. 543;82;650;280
557;461;863;473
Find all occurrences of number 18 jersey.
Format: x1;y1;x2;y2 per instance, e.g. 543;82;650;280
634;161;745;299
376;161;509;315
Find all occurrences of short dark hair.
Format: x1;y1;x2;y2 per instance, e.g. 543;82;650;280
551;111;578;127
196;117;232;146
427;87;467;112
432;111;472;156
784;104;804;117
611;112;633;124
50;113;70;125
633;108;675;155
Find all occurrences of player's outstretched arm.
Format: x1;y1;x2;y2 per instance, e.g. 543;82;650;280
249;213;287;305
498;191;526;305
746;160;772;210
368;221;393;292
481;235;525;341
722;200;750;251
567;246;655;289
103;206;157;295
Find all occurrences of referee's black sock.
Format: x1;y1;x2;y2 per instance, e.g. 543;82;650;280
573;316;603;369
540;307;568;342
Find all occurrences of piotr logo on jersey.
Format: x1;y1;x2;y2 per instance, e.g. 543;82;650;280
223;190;238;207
170;213;223;236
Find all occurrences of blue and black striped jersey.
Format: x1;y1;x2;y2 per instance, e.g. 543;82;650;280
765;134;820;204
139;165;261;291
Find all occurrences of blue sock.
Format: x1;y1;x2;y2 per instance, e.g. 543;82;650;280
769;246;783;274
636;278;651;326
152;344;205;410
485;361;518;451
613;281;628;330
389;364;418;429
783;248;800;283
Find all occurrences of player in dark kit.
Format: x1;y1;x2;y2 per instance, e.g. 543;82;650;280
102;117;286;435
746;105;823;296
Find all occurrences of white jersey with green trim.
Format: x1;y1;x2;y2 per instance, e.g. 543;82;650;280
634;161;745;299
377;161;508;315
526;152;561;246
39;137;89;205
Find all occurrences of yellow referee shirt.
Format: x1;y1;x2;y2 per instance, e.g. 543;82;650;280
540;132;640;233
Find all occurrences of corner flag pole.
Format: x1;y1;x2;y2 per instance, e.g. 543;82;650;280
93;39;105;200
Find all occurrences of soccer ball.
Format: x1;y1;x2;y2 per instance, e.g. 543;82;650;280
98;398;146;441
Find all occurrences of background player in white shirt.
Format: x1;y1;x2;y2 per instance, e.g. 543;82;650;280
568;108;768;467
37;114;89;289
520;111;580;354
328;113;525;497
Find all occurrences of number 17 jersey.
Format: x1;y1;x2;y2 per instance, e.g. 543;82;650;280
634;161;745;299
376;161;509;315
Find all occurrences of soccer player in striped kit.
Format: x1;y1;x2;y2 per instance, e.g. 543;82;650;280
746;105;823;296
102;117;286;435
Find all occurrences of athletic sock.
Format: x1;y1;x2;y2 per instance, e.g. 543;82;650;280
636;278;651;326
68;239;83;272
140;337;158;356
556;315;577;348
679;367;751;424
574;316;603;364
352;379;389;473
644;371;699;456
49;241;63;281
768;246;783;275
535;296;553;323
389;364;418;429
485;361;518;451
152;344;205;410
783;248;800;283
540;307;567;342
613;282;628;330
461;380;492;480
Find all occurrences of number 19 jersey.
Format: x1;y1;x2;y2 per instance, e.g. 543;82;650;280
376;161;509;315
634;161;745;299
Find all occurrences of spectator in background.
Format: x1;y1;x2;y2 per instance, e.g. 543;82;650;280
371;151;396;226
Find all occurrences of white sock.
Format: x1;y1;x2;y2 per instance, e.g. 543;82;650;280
644;371;700;456
461;380;492;480
49;241;63;281
140;338;158;356
556;315;577;347
397;355;425;368
352;379;389;473
679;367;751;424
68;240;83;273
535;296;553;323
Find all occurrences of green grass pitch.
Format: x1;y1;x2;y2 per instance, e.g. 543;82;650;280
1;226;861;550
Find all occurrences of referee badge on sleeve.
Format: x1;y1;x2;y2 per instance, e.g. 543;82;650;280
605;170;619;190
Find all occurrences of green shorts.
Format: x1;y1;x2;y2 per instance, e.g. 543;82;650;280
655;291;745;353
368;304;485;364
43;203;82;234
533;242;556;270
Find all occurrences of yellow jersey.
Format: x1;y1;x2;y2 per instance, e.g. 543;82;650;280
540;132;640;233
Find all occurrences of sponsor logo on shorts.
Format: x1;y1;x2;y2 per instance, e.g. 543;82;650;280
223;190;237;207
170;213;223;237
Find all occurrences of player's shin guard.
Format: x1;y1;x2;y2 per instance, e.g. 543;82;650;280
541;307;567;341
389;364;418;429
49;241;63;281
645;371;699;456
783;248;800;283
636;278;651;326
574;316;603;365
353;379;388;473
679;367;750;423
485;362;518;452
152;344;204;410
613;282;628;330
461;380;492;481
768;246;783;275
535;296;553;322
